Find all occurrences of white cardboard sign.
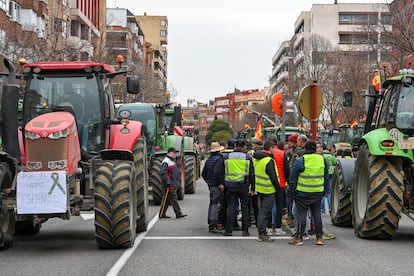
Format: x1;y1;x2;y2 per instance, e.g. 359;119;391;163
17;171;67;214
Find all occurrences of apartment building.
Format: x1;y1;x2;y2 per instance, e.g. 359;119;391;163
135;14;168;91
271;2;390;97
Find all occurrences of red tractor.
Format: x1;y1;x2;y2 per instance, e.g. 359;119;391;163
0;58;148;249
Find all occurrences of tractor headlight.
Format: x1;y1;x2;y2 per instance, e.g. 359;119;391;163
48;128;70;139
25;131;41;140
48;160;68;170
27;161;42;170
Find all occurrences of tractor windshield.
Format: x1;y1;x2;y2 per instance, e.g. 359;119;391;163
24;74;104;153
396;85;414;130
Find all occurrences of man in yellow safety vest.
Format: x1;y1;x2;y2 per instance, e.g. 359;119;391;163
288;140;329;246
253;140;281;242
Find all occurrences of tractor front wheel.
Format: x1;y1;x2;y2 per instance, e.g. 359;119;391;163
94;161;136;249
353;144;403;239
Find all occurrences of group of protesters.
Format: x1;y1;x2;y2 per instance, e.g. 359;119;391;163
202;134;338;246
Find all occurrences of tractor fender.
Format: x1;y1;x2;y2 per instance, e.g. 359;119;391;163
336;157;355;196
360;128;414;161
110;120;143;152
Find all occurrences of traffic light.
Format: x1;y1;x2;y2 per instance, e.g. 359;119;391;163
343;91;353;107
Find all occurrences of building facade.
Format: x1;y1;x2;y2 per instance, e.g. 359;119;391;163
135;14;168;91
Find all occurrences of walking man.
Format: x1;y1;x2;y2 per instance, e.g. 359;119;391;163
159;147;187;219
253;140;280;242
202;142;225;233
288;140;329;246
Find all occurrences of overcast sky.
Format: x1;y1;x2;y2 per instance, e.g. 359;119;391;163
107;0;388;105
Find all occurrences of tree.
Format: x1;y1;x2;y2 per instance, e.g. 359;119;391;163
205;119;233;145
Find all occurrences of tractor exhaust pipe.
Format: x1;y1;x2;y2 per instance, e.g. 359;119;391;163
1;59;21;163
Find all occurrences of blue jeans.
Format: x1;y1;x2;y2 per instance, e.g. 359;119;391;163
321;175;332;213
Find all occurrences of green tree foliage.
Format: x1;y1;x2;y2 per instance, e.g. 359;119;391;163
211;130;233;145
205;119;233;145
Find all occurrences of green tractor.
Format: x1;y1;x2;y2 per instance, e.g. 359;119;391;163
262;125;306;142
337;123;365;153
330;70;414;239
116;103;200;205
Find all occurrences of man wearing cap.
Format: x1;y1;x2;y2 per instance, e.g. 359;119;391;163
215;139;254;236
202;142;225;233
159;147;187;219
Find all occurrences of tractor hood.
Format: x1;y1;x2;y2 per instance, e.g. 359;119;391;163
25;111;77;137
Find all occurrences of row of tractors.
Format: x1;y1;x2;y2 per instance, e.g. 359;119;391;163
0;58;200;250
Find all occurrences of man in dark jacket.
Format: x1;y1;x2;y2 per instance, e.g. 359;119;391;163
202;142;225;233
288;140;329;246
215;139;254;236
160;147;187;219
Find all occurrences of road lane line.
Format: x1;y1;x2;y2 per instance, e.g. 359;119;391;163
106;215;159;276
145;236;292;240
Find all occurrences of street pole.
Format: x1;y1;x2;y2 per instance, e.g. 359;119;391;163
281;93;286;142
311;81;318;141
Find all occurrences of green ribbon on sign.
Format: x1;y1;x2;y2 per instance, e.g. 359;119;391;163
48;172;66;195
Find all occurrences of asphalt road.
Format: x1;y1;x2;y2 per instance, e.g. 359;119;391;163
2;175;414;276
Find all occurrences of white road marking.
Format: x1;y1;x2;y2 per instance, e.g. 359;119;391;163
105;215;159;276
145;236;292;240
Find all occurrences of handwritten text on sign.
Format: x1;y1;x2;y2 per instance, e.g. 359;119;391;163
17;171;67;214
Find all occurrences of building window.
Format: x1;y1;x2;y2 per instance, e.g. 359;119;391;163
160;30;167;37
80;52;89;61
54;17;65;33
8;0;21;22
0;0;7;11
160;20;167;26
339;13;377;25
80;24;89;40
339;33;371;44
0;28;5;47
71;20;79;37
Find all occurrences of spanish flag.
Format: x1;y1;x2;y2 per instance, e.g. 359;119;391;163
254;117;263;140
350;119;358;128
244;123;251;129
371;71;381;93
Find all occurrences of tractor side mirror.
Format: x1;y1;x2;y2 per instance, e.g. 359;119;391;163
127;76;140;94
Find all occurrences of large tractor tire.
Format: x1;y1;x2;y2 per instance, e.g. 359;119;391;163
0;162;15;249
184;155;196;194
150;155;164;205
353;144;403;239
94;161;137;249
330;159;353;227
133;138;148;233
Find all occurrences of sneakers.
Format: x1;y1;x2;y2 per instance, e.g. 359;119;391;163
216;224;224;230
302;234;310;240
316;238;325;245
288;239;303;246
176;214;187;219
257;234;274;242
209;228;222;234
274;228;286;236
